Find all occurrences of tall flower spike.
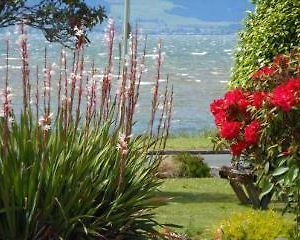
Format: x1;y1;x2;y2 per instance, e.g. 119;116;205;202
18;23;30;112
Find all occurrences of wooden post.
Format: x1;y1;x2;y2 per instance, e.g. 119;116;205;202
122;0;130;60
229;180;250;204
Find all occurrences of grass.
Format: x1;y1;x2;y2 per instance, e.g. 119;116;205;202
165;130;217;150
155;178;292;240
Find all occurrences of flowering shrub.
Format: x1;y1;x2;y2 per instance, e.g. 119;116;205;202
0;23;173;239
211;52;300;233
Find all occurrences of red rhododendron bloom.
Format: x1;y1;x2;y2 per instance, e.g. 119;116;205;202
237;98;250;112
224;89;244;106
210;99;225;116
220;121;241;140
271;83;296;111
214;111;227;126
230;141;248;156
286;77;300;92
224;89;249;112
261;66;274;75
210;99;228;126
244;120;260;144
251;65;274;79
252;91;266;109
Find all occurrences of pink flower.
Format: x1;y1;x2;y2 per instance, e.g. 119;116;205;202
0;86;13;119
38;112;53;132
117;133;128;155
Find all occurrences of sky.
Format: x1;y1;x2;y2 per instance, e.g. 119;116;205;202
99;0;253;33
27;0;253;23
100;0;253;22
27;0;254;34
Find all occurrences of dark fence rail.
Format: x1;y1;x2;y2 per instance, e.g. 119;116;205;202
147;150;230;155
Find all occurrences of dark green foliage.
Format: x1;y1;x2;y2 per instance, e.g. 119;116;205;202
0;115;162;239
230;0;300;88
0;0;106;47
175;153;211;178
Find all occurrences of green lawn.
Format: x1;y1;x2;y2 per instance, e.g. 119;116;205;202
165;131;216;150
154;178;290;240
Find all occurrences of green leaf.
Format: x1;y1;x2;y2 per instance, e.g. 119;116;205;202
291;168;299;182
264;161;270;173
259;182;274;199
272;167;289;177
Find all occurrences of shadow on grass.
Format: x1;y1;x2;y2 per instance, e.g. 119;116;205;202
159;191;237;203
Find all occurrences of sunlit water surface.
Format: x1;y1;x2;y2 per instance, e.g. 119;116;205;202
0;28;235;134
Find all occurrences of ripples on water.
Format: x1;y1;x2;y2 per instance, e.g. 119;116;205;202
0;29;236;134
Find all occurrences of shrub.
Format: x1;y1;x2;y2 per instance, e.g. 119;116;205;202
0;22;173;239
231;0;300;88
175;153;210;178
211;52;300;235
213;210;294;240
0;117;163;239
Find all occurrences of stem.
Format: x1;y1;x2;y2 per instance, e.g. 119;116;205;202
35;65;39;121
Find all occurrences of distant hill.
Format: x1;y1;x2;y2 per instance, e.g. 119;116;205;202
25;0;254;35
104;0;253;34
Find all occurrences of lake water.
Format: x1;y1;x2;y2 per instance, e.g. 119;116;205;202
0;28;235;134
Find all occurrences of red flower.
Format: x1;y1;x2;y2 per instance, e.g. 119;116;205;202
237;98;250;112
224;89;249;112
244;120;260;144
210;99;225;116
214;111;227;126
252;91;266;109
286;77;300;91
271;82;296;111
220;121;241;140
230;141;248;156
261;66;274;75
252;65;274;79
210;99;228;126
224;89;243;106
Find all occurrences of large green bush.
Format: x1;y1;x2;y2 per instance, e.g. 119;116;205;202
230;0;300;88
0;117;161;239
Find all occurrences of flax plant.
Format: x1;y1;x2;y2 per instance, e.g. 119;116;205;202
0;22;173;239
